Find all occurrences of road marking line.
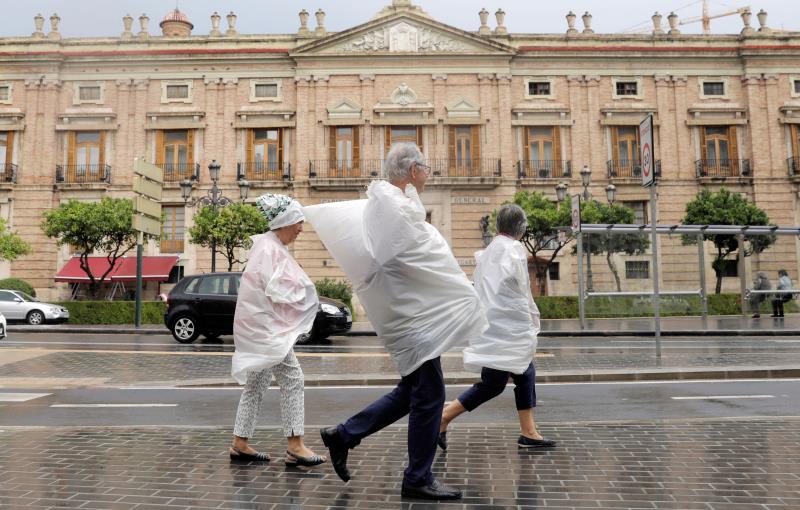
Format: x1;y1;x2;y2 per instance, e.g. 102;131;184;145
50;403;178;408
671;395;775;400
0;392;51;402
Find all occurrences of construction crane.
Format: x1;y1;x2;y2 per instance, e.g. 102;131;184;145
679;0;750;35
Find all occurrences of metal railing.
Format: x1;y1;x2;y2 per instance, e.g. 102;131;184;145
606;159;662;179
309;159;384;179
695;158;751;178
787;156;800;176
517;160;571;179
0;163;17;183
429;158;502;178
56;164;111;184
237;161;292;181
161;162;200;182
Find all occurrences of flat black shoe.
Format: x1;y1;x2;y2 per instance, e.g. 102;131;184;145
229;447;271;462
320;426;350;482
517;435;557;448
285;450;327;467
437;431;447;451
401;479;462;500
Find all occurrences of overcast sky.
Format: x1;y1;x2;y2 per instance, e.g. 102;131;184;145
0;1;796;38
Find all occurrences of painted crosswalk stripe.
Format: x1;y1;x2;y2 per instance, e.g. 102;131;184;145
50;403;178;408
671;395;774;400
0;392;51;402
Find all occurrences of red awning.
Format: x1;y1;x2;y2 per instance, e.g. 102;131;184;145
55;256;179;283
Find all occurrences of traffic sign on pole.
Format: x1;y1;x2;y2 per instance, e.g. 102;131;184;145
639;114;655;187
131;158;164;329
132;213;162;237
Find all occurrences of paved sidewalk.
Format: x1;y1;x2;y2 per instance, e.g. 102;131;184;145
0;419;798;509
10;314;800;337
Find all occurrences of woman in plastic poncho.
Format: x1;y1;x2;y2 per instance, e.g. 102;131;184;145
438;204;557;449
228;193;326;468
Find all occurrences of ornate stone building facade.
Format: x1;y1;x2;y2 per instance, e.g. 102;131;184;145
1;1;799;301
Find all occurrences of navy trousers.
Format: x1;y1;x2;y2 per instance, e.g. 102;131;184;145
336;357;444;487
458;362;536;412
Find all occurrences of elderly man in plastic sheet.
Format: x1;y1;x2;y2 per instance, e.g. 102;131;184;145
304;143;488;500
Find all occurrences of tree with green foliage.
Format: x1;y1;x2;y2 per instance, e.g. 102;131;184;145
489;191;573;295
576;201;650;292
41;197;158;298
188;203;269;271
0;217;32;262
680;188;775;294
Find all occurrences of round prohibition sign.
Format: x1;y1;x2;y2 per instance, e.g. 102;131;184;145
642;142;652;177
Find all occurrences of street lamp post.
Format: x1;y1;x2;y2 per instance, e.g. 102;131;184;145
181;160;251;272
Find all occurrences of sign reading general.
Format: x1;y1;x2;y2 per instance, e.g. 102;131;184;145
639;114;655;187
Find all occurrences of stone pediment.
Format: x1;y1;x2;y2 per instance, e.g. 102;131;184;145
292;13;515;56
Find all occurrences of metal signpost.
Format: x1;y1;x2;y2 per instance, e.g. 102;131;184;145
571;195;586;330
132;158;163;328
639;114;662;361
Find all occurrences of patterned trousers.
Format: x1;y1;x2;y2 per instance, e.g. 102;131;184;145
233;350;305;438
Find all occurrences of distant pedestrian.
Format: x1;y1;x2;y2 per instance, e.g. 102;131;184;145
439;204;556;451
750;272;771;318
771;269;793;318
228;193;326;468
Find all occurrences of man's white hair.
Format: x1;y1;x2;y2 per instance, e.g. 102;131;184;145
382;142;425;183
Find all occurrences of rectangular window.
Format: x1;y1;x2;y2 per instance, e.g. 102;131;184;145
161;206;185;253
548;262;560;281
719;258;739;278
610;126;640;177
385;126;423;155
66;131;105;182
524;126;563;177
166;84;189;99
615;81;638;96
0;131;13;173
78;86;101;101
157;129;194;180
794;80;800;95
328;126;360;177
700;126;739;176
527;81;551;96
625;260;650;279
702;81;725;96
622;200;648;225
254;83;278;98
0;85;9;102
246;128;282;179
448;125;481;176
791;125;800;161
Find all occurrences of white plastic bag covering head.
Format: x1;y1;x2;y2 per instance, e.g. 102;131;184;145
304;180;487;376
231;231;318;384
255;193;305;230
463;235;541;375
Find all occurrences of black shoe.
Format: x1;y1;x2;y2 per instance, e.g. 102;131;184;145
517;435;557;448
320;426;350;482
437;431;447;451
401;479;462;500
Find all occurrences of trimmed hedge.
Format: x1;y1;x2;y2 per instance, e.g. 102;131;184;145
0;278;36;297
54;301;167;325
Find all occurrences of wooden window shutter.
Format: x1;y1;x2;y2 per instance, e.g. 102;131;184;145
155;130;165;165
448;126;456;161
67;132;76;167
278;128;283;166
523;127;531;164
329;127;337;162
700;128;709;161
246;129;254;164
611;127;620;162
4;131;13;165
553;127;561;163
384;126;391;155
416;127;423;152
352;126;360;162
98;131;106;166
728;126;738;162
186;130;194;166
792;125;800;159
471;125;481;161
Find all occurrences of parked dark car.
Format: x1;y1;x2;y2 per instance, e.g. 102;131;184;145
164;272;352;344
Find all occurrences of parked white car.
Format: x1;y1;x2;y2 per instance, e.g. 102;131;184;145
0;312;6;339
0;290;69;325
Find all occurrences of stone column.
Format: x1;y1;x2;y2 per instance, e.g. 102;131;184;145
584;76;601;175
671;76;690;179
431;74;448;159
567;75;584;174
741;75;768;174
222;78;238;180
496;74;513;179
654;75;673;177
313;75;330;162
359;74;375;159
294;76;312;179
114;80;132;184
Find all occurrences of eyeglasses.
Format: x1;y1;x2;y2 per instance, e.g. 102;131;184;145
415;163;432;176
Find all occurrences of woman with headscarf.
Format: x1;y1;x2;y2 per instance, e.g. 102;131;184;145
228;193;326;468
438;203;556;450
771;269;794;318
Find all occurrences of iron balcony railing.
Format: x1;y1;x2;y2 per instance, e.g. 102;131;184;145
237;161;292;181
56;164;111;184
606;159;661;179
0;163;17;183
309;159;384;179
516;160;571;179
695;159;751;178
161;162;200;182
788;156;800;176
429;158;502;178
